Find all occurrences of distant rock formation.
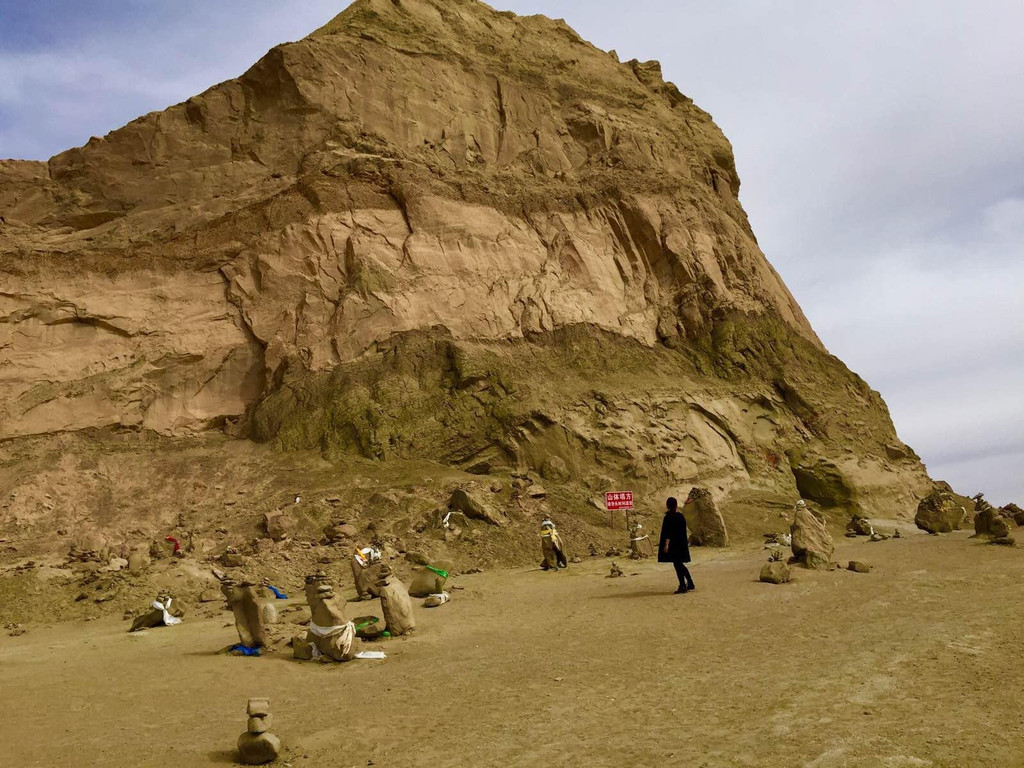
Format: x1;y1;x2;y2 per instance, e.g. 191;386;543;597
0;0;931;526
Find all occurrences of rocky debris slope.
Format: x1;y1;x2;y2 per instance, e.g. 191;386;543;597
1;0;932;569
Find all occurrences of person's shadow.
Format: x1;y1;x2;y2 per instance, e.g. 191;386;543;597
595;589;671;600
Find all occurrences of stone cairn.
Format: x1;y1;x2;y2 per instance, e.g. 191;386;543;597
237;698;281;765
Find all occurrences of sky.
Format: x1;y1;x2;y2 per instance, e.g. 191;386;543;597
1;0;1021;504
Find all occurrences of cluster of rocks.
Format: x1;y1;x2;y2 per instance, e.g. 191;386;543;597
1003;503;1024;527
511;472;547;500
762;532;792;548
916;487;1022;546
973;494;1016;546
845;515;874;537
293;560;417;663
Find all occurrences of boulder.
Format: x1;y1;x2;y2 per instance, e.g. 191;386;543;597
353;615;386;639
974;505;1012;538
540;456;569;482
323;520;357;542
148;537;175;560
127;549;151;573
237;732;281;765
263;511;296;542
759;562;791;584
847;561;872;573
790;504;834;569
915;489;965;534
846;515;873;536
1002;503;1024;527
100;557;129;573
992;536;1016;547
408;566;447;598
220;551;247;568
684;487;729;547
449;488;503;526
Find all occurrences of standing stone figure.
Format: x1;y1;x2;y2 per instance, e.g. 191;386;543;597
294;571;357;662
683;487;729;547
628;518;652;560
377;565;416;636
237;698;281;765
790;499;834;569
220;574;269;650
351;546;384;600
539;519;568;570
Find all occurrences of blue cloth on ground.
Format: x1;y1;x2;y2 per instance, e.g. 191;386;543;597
266;584;287;599
229;644;261;656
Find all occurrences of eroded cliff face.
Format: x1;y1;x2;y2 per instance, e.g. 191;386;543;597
0;0;930;520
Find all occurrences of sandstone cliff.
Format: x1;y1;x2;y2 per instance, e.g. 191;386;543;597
1;0;930;555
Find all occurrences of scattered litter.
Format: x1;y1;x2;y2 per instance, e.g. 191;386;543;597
355;651;387;660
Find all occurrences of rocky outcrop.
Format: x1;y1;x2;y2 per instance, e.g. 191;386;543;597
1002;503;1024;527
0;0;932;530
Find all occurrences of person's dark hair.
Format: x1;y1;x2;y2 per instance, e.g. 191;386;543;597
666;497;678;512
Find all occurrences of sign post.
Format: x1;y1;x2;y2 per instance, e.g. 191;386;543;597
605;491;634;530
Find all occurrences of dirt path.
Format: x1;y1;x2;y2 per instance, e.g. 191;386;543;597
2;532;1022;768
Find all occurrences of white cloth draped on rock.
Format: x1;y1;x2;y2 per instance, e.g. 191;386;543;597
306;620;355;659
153;597;181;626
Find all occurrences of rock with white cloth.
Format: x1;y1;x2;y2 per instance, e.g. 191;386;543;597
297;571;357;661
129;592;183;632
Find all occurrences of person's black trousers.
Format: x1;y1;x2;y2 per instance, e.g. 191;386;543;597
673;561;695;591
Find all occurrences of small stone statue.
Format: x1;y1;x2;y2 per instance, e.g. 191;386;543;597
377;565;416;636
220;573;269;651
237;698;281;765
294;571;357;661
351;546;384;600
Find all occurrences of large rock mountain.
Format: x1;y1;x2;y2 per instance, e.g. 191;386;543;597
0;0;930;538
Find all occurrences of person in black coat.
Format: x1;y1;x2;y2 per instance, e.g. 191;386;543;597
659;496;695;594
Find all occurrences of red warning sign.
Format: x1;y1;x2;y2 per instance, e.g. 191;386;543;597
605;491;634;511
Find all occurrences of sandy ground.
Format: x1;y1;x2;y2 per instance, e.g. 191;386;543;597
1;530;1022;768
